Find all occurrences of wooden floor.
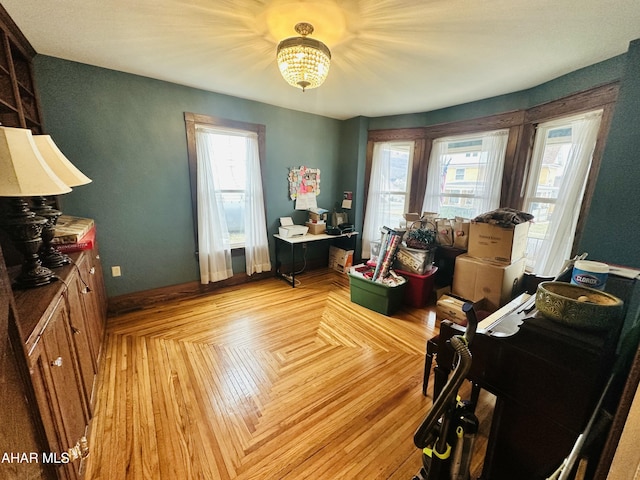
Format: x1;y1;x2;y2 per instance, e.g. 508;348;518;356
85;269;494;479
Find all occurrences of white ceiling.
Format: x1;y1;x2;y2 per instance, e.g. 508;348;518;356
3;0;640;120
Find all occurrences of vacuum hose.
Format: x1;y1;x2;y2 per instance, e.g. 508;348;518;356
414;335;473;448
414;301;478;450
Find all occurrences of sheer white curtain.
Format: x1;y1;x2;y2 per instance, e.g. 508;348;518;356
525;111;603;276
362;141;413;258
422;138;449;214
196;127;233;284
479;131;509;212
422;130;508;216
244;133;271;275
195;126;271;283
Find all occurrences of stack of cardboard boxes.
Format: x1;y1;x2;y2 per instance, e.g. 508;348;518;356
306;211;327;234
329;246;354;273
450;221;530;312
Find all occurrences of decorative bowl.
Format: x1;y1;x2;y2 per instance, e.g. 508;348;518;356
535;281;623;331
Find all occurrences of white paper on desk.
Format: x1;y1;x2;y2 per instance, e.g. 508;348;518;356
295;192;317;210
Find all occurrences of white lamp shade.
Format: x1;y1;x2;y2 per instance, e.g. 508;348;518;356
34;135;92;187
0;126;71;197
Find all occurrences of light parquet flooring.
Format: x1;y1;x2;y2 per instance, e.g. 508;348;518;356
86;269;493;480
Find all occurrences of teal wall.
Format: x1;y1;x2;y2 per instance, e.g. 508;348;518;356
33;40;640;298
581;39;640;266
345;49;637;269
34;56;342;297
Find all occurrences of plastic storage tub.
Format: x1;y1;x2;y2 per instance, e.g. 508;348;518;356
396;267;438;308
348;274;406;315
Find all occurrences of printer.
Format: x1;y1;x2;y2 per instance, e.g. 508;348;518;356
278;217;309;237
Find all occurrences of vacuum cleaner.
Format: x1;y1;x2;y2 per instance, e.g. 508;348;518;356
412;302;480;480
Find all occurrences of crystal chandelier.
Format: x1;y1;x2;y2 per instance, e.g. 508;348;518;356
276;22;331;92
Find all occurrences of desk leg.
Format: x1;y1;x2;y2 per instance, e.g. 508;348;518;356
290;242;295;288
275;237;281;277
274;238;294;287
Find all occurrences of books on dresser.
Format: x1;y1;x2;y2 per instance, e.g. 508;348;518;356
52;215;94;244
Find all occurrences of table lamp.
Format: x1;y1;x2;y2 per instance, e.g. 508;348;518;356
0;126;71;288
31;134;92;268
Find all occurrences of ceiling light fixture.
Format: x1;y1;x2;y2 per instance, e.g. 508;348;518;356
276;22;331;92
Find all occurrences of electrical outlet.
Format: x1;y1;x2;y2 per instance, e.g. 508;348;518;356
111;266;122;277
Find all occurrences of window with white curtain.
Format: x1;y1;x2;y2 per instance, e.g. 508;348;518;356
522;110;603;276
185;113;271;284
422;129;509;219
362;141;414;258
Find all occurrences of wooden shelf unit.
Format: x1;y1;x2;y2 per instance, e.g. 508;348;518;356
0;4;42;132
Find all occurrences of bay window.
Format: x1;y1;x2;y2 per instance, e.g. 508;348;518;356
363;84;617;273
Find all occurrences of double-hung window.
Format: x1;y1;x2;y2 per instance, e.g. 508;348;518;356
197;127;248;248
362;141;414;258
185;113;271;284
422;129;509;219
522;110;603;276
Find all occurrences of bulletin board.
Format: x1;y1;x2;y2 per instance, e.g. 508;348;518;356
288;166;320;199
288;166;321;210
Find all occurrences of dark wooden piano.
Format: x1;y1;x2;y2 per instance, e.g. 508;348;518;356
433;298;621;479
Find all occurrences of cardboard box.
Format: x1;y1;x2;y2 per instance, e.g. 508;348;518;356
468;222;530;264
394;246;435;275
329;246;354;273
305;222;326;235
435;285;452;301
308;211;327;222
452;254;526;310
436;294;489;326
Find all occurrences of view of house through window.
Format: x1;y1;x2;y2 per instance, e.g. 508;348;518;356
522;110;603;276
422;130;508;220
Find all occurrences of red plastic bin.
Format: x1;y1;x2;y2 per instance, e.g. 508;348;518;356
396;267;438;308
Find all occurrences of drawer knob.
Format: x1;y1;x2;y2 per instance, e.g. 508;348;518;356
51;357;63;367
89;267;96;275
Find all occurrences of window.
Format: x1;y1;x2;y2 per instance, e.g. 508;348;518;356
363;84;616;271
422;130;509;219
362;141;414;258
196;128;248;248
522;110;603;276
185;113;271;284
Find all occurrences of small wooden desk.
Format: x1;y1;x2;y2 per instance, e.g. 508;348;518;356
273;231;358;287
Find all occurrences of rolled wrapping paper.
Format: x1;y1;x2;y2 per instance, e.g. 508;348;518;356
372;228;403;282
378;233;402;280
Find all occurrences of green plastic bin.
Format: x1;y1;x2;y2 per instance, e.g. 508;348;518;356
348;274;406;315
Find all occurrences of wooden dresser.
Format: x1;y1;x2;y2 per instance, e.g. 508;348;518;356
1;245;107;480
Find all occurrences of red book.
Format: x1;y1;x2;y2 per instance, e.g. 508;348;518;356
55;226;96;253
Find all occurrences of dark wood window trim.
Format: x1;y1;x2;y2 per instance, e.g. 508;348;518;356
184;112;267;256
364;83;619;255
